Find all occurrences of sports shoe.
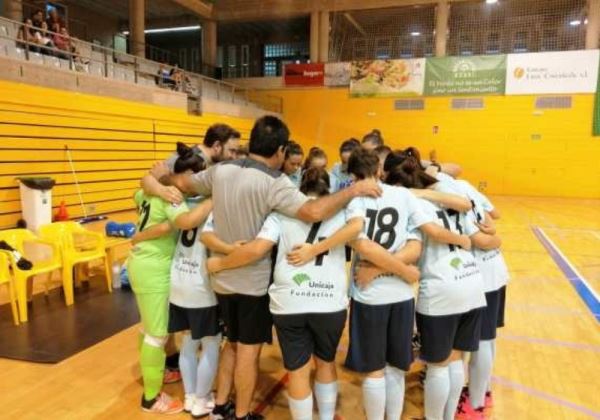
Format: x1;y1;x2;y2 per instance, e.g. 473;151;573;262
141;392;184;414
192;396;216;418
163;368;182;384
455;397;484;420
484;391;493;408
210;401;235;420
184;394;196;413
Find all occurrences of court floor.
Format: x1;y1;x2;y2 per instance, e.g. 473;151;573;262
0;196;599;419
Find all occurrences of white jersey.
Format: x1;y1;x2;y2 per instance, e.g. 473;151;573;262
170;197;217;308
258;207;361;315
416;198;486;316
453;180;509;292
348;183;433;305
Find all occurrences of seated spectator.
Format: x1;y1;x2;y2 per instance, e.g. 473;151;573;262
53;26;72;59
17;18;39;52
35;21;56;55
31;9;44;28
157;64;176;88
47;8;65;32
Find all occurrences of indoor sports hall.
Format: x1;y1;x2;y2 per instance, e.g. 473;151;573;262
0;0;598;419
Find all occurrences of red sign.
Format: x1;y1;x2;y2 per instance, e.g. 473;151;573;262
283;63;324;86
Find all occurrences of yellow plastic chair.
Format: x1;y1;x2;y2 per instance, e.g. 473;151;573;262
0;251;19;325
0;229;62;323
39;222;112;308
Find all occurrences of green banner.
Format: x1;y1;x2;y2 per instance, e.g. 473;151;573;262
424;55;506;96
594;61;600;136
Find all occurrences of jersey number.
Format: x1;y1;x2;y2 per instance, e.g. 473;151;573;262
306;222;328;266
181;228;198;247
436;209;463;252
365;208;399;249
139;201;151;232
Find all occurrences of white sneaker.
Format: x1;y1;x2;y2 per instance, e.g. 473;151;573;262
184;394;196;413
192;396;214;418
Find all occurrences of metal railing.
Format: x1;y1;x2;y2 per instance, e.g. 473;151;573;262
0;15;283;114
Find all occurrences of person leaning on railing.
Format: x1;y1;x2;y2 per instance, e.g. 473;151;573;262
17;18;40;53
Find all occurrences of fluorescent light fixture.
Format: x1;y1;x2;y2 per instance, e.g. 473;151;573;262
486;0;498;4
121;25;201;35
411;31;421;36
569;20;581;26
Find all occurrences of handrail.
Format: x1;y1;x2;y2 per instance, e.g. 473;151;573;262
0;15;282;113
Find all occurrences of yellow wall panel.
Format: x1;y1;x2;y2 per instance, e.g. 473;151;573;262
263;88;600;198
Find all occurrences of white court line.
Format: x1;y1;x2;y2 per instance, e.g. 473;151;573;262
536;227;600;304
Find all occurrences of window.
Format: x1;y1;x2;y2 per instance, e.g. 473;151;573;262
375;37;392;59
263;60;277;76
451;98;484;109
459;34;474;56
394;99;425;110
486;32;500;54
513;31;528;53
535;96;572;109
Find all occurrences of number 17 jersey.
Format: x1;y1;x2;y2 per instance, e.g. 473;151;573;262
348;183;434;305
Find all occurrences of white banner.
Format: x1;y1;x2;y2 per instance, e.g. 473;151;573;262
506;50;600;95
350;59;426;97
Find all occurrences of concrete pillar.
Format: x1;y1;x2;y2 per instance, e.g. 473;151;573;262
318;11;329;63
586;0;600;49
129;0;145;58
3;0;23;22
202;20;217;69
310;11;319;62
435;0;449;57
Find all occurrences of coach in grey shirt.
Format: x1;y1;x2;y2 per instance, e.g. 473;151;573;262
150;116;380;420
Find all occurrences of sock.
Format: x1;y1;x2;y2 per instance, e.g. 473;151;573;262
165;352;180;369
444;360;465;420
314;381;338;420
469;340;494;408
288;393;313;420
196;335;221;398
140;336;166;401
424;365;449;420
179;334;200;395
384;366;406;420
362;376;386;420
488;339;497;392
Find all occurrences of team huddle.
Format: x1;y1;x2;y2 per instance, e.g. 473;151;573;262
127;116;509;420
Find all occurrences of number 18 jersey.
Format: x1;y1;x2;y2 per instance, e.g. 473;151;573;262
348;183;434;305
258;206;362;315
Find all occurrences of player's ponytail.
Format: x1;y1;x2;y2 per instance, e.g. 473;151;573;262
300;167;330;197
174;142;206;174
385;150;437;189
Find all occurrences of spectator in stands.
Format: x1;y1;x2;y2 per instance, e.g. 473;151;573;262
32;9;44;28
35;21;55;55
47;7;65;32
158;64;176;88
17;18;39;52
53;26;71;59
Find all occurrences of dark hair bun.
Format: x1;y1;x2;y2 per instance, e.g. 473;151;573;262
176;142;194;159
403;156;420;174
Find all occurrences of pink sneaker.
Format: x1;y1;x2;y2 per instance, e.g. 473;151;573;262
163;368;182;384
455;397;484;420
141;392;184;414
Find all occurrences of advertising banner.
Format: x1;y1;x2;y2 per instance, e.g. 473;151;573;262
350;59;426;97
424;55;506;96
283;63;324;86
325;62;351;86
506;50;600;95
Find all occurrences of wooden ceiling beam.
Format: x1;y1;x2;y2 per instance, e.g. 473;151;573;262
170;0;214;19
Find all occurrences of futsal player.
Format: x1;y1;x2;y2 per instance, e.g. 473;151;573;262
128;143;213;414
384;151;500;420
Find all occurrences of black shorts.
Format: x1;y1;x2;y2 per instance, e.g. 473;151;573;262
481;289;505;340
497;285;506;328
273;310;347;371
216;293;272;345
168;304;220;340
345;299;415;373
416;308;482;363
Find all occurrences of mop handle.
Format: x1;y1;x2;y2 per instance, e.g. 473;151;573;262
64;145;88;218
